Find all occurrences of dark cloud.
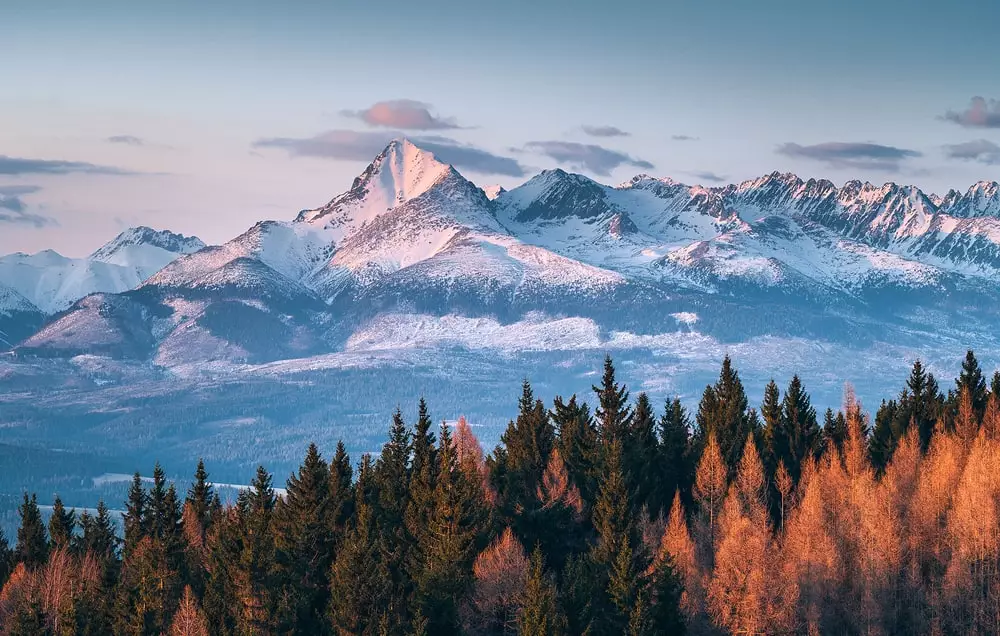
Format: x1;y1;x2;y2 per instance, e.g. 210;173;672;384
524;141;654;176
776;142;921;171
940;97;1000;129
341;99;461;130
672;135;699;141
0;155;134;176
252;130;526;177
0;186;55;227
106;135;145;146
687;171;728;183
581;125;630;138
943;139;1000;165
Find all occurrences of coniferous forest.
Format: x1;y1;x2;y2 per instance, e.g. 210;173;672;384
4;352;1000;635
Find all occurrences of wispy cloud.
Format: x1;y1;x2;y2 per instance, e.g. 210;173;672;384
943;139;1000;165
940;97;1000;129
672;135;699;141
776;142;921;171
341;99;462;130
581;125;630;138
253;130;525;177
524;141;654;176
0;185;55;227
106;135;145;146
687;171;728;183
0;155;135;176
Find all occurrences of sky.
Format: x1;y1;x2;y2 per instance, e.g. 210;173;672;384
2;0;999;255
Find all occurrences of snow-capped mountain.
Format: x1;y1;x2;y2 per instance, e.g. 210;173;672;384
0;284;43;348
0;227;205;314
11;139;1000;366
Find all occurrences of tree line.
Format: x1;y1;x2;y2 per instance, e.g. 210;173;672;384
1;351;999;634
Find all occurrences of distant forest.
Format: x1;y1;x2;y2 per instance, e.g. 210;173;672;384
2;351;1000;635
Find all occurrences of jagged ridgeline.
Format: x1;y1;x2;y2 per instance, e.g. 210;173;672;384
2;353;1000;635
4;139;1000;364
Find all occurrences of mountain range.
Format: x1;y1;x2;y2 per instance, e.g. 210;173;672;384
4;138;1000;369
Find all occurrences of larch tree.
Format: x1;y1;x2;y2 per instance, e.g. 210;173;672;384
465;527;529;635
692;431;726;569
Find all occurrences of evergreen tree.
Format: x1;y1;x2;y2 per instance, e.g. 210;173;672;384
773;375;820;483
122;472;148;557
551;394;598;503
896;360;942;451
647;552;686;634
14;492;47;569
991;370;1000;398
659;397;692;513
186;459;215;533
80;499;119;559
236;465;278;634
329;462;391;635
414;423;489;634
760;379;782;453
696;355;754;476
47;495;76;550
376;409;412;530
496;380;555;515
328;440;354;543
956;349;988;417
0;528;11;591
518;547;567;636
822;408;848;456
869;398;901;473
629;393;661;514
593;355;633;446
273;443;332;634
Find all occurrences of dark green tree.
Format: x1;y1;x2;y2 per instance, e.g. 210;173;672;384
122;472;148;558
186;459;215;532
273;443;332;634
593;355;633;447
328;440;354;543
822;408;848;457
956;349;988;417
630;393;661;514
896;360;942;451
647;554;686;635
47;495;76;550
659;398;692;513
869;399;901;473
551;394;598;502
696;355;754;477
14;492;47;569
518;546;567;636
772;375;820;483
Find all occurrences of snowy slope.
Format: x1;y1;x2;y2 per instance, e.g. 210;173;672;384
0;227;205;314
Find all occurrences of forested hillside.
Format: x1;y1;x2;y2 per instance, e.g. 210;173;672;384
2;352;1000;635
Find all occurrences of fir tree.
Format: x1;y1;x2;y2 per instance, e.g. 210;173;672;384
551;394;598;504
186;459;215;533
14;492;47;569
593;355;633;447
956;349;988;417
630;392;661;514
518;546;567;636
659;398;692;512
273;443;332;634
773;375;820;483
329;463;391;636
696;355;754;477
122;472;148;558
47;495;76;550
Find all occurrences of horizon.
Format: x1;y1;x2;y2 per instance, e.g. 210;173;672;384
3;0;999;255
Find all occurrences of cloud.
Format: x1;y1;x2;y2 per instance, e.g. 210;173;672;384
672;135;699;141
0;186;55;227
776;142;922;171
687;171;728;183
341;99;461;130
106;135;145;146
524;141;654;176
0;155;134;176
252;130;526;177
581;125;630;138
943;139;1000;165
940;97;1000;129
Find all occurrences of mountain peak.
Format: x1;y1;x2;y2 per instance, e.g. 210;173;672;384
90;226;206;262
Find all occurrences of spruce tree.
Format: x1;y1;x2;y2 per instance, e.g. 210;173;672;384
236;465;278;633
822;408;848;456
896;360;942;451
122;472;148;558
648;553;686;634
273;443;332;634
630;392;661;514
956;349;988;417
869;398;900;473
518;546;567;636
14;492;47;569
186;459;215;533
659;397;692;513
497;380;555;515
328;440;354;543
47;495;76;550
773;375;820;483
551;394;598;502
329;459;391;635
0;528;11;591
696;355;754;477
593;355;633;446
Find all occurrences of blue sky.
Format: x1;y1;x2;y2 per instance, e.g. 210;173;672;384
2;0;999;254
